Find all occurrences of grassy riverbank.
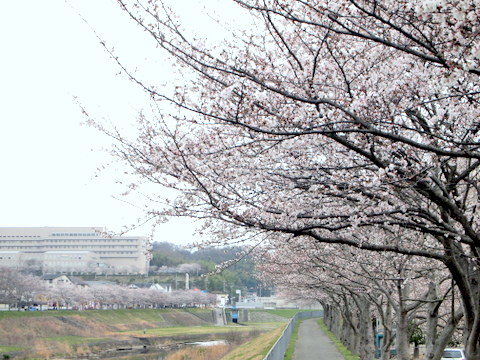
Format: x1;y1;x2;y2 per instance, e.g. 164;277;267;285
0;308;289;359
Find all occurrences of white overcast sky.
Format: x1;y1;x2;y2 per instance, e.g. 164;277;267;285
0;0;245;245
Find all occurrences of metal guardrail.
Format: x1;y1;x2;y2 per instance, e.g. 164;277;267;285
263;310;324;360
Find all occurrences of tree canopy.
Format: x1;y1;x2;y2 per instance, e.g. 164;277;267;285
92;1;480;359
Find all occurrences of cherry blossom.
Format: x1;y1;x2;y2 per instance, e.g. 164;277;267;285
91;1;480;358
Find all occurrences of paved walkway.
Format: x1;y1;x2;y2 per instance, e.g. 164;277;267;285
294;318;344;360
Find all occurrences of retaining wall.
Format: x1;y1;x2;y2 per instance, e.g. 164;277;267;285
263;310;324;360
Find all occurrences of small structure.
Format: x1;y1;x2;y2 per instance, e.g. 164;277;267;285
129;283;172;292
42;274;88;289
42;274;74;288
214;293;229;308
82;280;117;288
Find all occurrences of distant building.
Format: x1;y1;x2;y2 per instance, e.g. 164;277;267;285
129;282;172;292
42;274;75;288
214;293;229;308
0;227;150;274
42;274;88;288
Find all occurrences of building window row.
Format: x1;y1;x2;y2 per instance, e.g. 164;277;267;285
47;238;138;243
0;240;42;243
44;244;137;248
0;246;35;249
0;235;40;238
0;245;138;250
96;251;136;255
51;233;98;236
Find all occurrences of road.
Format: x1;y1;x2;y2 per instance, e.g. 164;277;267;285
294;318;344;360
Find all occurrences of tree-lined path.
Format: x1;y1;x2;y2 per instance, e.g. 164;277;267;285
294;318;343;360
97;1;480;358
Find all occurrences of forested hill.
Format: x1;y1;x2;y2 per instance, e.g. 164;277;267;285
149;242;266;296
150;242;245;268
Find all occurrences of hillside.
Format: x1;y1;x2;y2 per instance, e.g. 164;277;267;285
0;308;287;359
0;308;212;344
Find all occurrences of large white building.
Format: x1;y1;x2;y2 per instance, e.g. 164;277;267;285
0;227;150;275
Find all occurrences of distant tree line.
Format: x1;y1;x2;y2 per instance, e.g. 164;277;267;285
0;268;215;310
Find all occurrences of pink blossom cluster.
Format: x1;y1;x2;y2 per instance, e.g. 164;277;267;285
94;1;480;358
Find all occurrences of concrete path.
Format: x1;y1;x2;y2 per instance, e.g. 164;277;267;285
294;318;344;360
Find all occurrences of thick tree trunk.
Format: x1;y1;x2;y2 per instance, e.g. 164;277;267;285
413;344;420;358
324;303;333;328
325;303;342;338
357;296;375;360
382;301;394;360
425;281;439;360
396;309;410;360
332;308;342;337
465;321;480;360
349;317;359;355
445;253;480;360
340;295;354;350
396;280;411;360
463;270;480;360
341;311;352;349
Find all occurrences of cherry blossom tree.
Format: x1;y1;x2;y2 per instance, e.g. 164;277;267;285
0;269;45;310
90;1;480;358
177;263;202;275
256;233;462;360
